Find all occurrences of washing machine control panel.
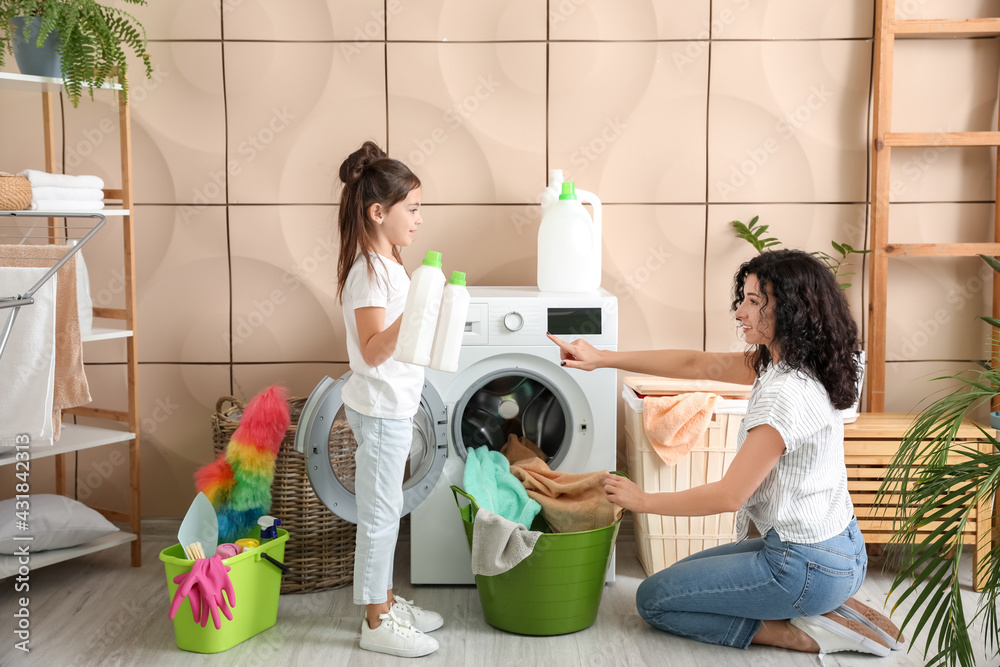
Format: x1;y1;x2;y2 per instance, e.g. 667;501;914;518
460;287;618;347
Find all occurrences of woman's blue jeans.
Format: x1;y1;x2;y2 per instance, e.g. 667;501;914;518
636;517;867;649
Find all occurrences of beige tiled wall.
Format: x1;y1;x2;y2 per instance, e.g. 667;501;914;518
2;0;998;516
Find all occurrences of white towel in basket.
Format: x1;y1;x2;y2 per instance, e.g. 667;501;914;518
471;508;542;576
0;268;56;447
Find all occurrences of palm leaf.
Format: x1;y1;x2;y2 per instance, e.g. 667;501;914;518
880;362;1000;665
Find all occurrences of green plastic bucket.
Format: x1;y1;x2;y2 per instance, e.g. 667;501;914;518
160;527;288;653
452;484;622;636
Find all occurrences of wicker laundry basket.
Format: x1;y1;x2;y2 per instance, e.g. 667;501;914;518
212;395;357;594
0;172;31;210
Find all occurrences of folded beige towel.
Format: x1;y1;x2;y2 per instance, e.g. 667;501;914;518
509;457;622;533
642;392;718;466
500;433;549;465
0;244;91;439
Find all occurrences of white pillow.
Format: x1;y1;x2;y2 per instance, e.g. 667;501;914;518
0;494;119;554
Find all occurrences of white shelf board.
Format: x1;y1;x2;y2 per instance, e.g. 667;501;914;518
82;325;133;342
0;423;134;467
0;531;136;579
0;208;129;217
0;71;121;93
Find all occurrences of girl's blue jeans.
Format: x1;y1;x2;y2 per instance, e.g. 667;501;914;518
345;406;414;606
636;517;867;649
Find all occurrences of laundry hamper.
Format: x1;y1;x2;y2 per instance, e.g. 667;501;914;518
213;396;356;593
452;483;622;636
622;377;749;576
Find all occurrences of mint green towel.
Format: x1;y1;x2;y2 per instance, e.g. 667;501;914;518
463;446;541;528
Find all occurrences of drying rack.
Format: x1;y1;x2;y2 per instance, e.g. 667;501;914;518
0;210;106;359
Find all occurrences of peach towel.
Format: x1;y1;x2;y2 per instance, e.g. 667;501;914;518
509;457;623;533
0;244;91;439
500;433;549;465
642;392;718;466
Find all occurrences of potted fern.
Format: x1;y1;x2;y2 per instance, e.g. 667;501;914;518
731;215;870;418
0;0;152;106
877;254;1000;667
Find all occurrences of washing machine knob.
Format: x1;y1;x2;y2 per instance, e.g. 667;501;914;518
503;311;524;332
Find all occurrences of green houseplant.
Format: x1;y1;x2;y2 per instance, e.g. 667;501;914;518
0;0;152;106
731;215;869;290
878;254;1000;667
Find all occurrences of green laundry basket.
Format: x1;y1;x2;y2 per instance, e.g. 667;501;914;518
160;527;288;653
452;482;622;636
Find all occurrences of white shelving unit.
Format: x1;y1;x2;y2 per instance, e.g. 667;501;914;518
1;72;141;571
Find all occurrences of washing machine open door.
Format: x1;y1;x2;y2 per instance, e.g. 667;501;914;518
294;373;448;524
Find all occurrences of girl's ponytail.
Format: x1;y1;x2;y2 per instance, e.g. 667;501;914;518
336;141;420;302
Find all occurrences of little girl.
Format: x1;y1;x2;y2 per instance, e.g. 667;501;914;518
336;141;441;658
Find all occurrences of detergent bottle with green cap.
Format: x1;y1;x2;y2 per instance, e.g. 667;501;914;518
430;270;471;372
394;250;446;366
537;177;602;292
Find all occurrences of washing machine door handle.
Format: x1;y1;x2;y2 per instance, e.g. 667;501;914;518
295;374;449;525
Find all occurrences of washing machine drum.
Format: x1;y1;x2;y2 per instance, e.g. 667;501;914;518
294;373;447;524
454;369;571;469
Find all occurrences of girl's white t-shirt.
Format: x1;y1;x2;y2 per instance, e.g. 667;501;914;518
341;253;424;419
735;361;854;544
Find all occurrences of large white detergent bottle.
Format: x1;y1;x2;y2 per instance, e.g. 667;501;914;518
429;271;470;373
537;171;602;292
394;250;446;366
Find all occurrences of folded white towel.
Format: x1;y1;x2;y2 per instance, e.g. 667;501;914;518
30;186;105;202
0;268;56;447
29;200;105;212
471;507;542;576
18;169;105;190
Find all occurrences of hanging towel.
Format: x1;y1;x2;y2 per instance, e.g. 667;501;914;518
463;446;541;528
509;457;623;533
29;187;105;202
30;200;104;212
18;169;105;190
499;433;550;466
642;392;719;466
471;507;542;576
0;244;91;440
0;268;57;446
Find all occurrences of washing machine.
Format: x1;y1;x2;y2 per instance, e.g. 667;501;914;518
294;287;618;586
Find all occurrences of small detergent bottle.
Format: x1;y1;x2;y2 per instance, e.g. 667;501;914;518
394;250;446;366
537;180;602;292
429;271;471;373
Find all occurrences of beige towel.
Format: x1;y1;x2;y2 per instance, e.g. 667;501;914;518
509;457;622;533
642;392;718;466
499;433;550;465
0;244;91;439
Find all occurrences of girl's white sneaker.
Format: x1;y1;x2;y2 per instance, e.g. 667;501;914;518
360;610;439;658
391;596;444;632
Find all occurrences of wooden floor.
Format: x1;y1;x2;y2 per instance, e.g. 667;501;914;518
1;517;996;667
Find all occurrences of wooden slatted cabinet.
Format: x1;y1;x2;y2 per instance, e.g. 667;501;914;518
844;413;990;591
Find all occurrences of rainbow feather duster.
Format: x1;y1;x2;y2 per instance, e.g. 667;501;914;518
195;385;291;543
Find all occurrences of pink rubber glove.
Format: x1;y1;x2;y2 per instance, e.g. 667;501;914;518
198;555;236;629
169;558;210;624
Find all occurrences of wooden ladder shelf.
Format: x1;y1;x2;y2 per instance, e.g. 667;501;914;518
868;2;1000;411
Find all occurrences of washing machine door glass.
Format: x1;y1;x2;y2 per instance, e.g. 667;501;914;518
294;374;448;525
455;369;570;468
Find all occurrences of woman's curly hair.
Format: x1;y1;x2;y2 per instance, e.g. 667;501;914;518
731;249;861;410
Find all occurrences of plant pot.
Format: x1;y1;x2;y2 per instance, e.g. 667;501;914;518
10;17;61;78
840;350;866;424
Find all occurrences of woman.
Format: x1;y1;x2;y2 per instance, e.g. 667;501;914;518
548;249;903;657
